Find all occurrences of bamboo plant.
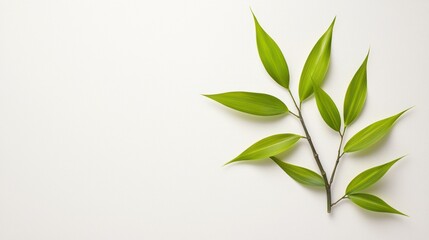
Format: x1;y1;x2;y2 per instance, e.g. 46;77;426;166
204;11;410;215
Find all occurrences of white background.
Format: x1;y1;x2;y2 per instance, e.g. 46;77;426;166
0;0;428;239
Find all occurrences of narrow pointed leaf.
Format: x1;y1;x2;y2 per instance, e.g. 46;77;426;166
348;193;406;216
226;134;302;164
271;157;325;187
314;85;341;131
346;157;402;194
344;53;369;125
344;109;410;153
252;11;289;89
204;92;288;116
299;18;335;102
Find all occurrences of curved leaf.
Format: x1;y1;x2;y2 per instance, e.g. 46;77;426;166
226;134;302;164
204;92;288;116
346;157;402;194
314;85;341;131
344;52;369;125
271;157;325;187
344;109;410;153
252;11;289;89
348;193;406;216
299;18;335;102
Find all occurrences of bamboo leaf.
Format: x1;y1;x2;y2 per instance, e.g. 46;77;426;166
344;109;410;153
252;11;289;89
204;92;288;116
313;84;341;131
344;52;369;126
271;157;325;187
348;193;406;216
299;18;335;102
226;134;302;165
346;157;402;194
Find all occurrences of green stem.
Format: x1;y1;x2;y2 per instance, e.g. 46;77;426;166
331;195;347;207
329;127;346;185
287;89;332;213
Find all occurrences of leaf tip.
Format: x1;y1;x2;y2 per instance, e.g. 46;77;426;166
394;209;408;216
364;49;370;63
250;8;258;22
223;159;235;166
405;106;415;112
398;106;414;117
331;16;337;26
401;212;409;217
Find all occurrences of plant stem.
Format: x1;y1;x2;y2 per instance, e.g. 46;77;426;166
289;111;300;118
329;127;346;185
287;89;332;213
331;195;347;207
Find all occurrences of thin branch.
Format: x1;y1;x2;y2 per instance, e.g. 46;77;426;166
289;111;300;118
329;127;347;185
331;195;347;207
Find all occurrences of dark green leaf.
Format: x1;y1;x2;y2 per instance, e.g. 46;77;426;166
344;109;410;153
252;11;289;89
299;18;335;102
204;92;288;116
344;52;369;126
313;84;341;131
348;193;406;216
346;157;402;194
271;157;325;187
226;134;302;165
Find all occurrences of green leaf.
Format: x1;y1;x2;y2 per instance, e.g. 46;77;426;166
226;134;302;165
348;193;406;216
313;84;341;131
204;92;288;116
271;157;325;187
299;18;335;102
344;109;410;153
252;11;289;89
344;52;369;126
346;157;402;194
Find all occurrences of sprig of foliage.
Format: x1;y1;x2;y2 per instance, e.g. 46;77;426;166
204;10;410;215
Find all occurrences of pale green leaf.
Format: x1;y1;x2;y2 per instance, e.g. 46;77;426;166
226;134;302;164
271;157;325;187
344;52;369;125
344;109;410;153
346;157;402;194
313;84;341;131
299;18;335;102
204;92;288;116
252;11;289;89
348;193;406;216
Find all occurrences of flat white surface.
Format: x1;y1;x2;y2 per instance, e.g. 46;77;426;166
0;0;428;239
